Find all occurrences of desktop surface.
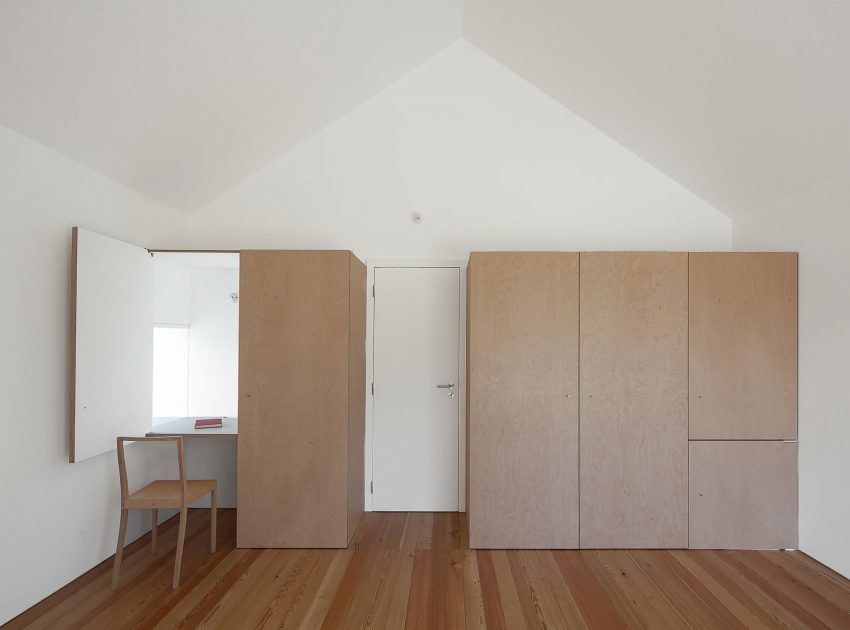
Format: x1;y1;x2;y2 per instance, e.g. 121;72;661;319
148;416;238;438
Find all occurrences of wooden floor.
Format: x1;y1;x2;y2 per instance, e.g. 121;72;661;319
7;510;850;629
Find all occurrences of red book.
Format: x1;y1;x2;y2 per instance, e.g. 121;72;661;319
195;418;223;429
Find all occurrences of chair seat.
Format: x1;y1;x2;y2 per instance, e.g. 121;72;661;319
125;479;216;509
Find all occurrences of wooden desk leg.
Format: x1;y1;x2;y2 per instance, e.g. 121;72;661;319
151;508;158;554
111;508;128;590
210;490;218;553
210;490;217;553
173;507;188;589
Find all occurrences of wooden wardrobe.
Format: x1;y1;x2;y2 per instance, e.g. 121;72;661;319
467;251;797;550
237;250;366;548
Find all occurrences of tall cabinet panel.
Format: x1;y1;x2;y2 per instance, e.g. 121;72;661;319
579;252;688;548
468;252;579;549
237;250;365;548
689;253;797;439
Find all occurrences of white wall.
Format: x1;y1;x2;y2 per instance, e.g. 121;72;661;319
189;41;732;255
0;125;191;624
152;327;189;418
187;268;239;417
154;259;191;326
733;170;850;579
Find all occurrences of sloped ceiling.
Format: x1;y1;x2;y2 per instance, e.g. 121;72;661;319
0;0;462;210
464;0;850;216
1;1;847;217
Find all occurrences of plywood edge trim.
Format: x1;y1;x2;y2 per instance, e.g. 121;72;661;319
346;252;353;542
69;227;78;463
347;251;367;542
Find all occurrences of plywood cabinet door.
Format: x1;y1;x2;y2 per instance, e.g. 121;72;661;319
580;252;688;549
689;441;797;549
468;252;579;549
689;253;797;439
238;250;352;548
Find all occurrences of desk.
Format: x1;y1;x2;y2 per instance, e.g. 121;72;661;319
148;417;238;438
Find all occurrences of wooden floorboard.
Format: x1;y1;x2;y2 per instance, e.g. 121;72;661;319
5;510;850;629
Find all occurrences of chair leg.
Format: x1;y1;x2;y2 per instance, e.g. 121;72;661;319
173;507;188;589
111;508;129;590
210;490;217;553
151;508;158;554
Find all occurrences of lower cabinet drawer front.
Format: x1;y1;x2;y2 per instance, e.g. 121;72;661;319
689;440;797;550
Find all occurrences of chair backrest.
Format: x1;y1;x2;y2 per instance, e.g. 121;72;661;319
116;436;186;507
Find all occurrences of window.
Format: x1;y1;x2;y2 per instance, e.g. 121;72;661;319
152;325;189;418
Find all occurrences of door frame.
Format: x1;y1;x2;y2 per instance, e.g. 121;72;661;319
365;259;467;513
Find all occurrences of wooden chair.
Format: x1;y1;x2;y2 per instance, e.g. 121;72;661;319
112;436;217;589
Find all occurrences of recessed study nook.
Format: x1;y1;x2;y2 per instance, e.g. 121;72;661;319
69;227;366;550
70;229;241;512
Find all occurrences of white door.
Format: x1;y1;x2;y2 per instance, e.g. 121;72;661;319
372;267;460;511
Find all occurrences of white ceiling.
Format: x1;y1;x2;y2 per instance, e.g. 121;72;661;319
464;0;850;216
0;0;462;211
1;1;847;218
